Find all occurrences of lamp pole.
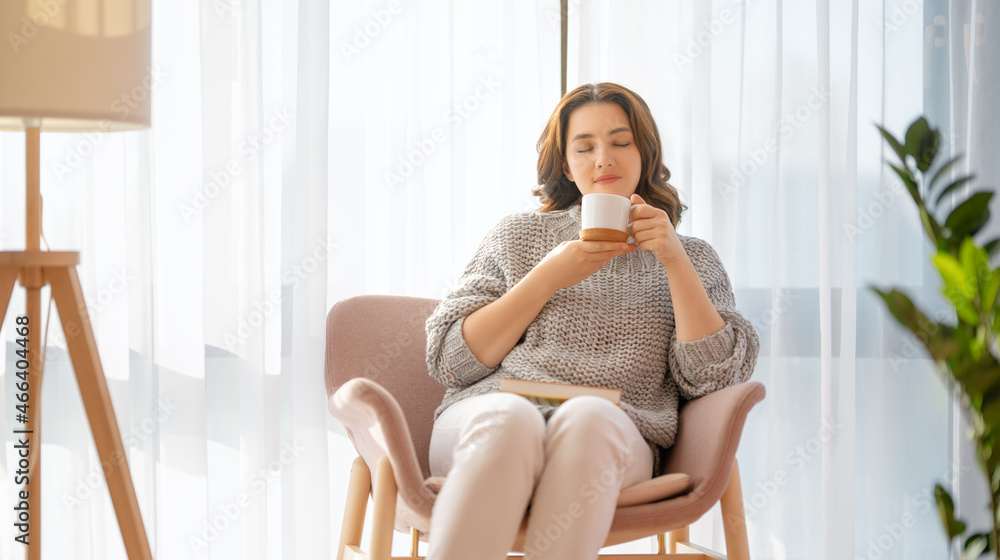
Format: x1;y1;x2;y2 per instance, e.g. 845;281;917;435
0;126;152;559
24;124;43;560
0;2;154;555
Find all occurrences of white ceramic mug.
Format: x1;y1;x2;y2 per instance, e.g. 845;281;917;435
580;193;636;242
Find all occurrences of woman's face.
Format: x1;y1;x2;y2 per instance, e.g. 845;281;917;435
562;102;642;199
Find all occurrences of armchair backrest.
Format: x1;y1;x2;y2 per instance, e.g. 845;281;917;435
325;295;445;478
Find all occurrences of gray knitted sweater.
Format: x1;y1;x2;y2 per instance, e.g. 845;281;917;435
425;205;758;471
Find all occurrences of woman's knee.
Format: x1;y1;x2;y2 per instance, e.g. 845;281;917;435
453;393;546;462
548;395;630;440
465;393;544;435
544;397;647;488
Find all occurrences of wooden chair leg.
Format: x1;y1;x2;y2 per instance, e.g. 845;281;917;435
720;458;751;560
656;533;666;554
371;456;398;560
410;527;420;557
0;264;18;326
668;526;689;553
337;457;372;560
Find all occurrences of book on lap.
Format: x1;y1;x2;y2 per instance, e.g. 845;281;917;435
499;377;621;406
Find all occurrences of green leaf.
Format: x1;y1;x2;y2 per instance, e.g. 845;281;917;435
890;163;920;203
930;155;964;191
960;533;990;560
919;206;945;247
980;269;1000;316
960;365;1000;401
935;175;976;206
872;287;959;360
904;117;930;158
904;117;940;173
960;239;982;285
984;393;1000;431
950;351;979;383
982;389;1000;429
983;238;1000;257
877;125;909;166
935;484;968;540
945;192;994;239
934;253;975;301
918;129;940;173
958;239;991;304
957;302;980;325
873;288;929;338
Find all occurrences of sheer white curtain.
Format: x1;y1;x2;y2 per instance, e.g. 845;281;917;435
1;0;331;558
0;0;556;559
1;1;996;559
328;0;560;555
568;0;995;558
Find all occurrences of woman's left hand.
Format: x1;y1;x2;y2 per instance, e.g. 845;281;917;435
628;194;684;266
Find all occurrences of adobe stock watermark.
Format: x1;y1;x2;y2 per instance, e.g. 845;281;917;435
46;267;136;350
6;0;69;54
856;491;931;560
739;417;841;521
211;0;242;17
845;129;963;245
543;0;590;29
339;0;402;63
436;408;509;475
883;0;925;37
435;274;465;301
751;288;800;334
855;461;968;560
384;75;500;188
358;309;430;382
672;0;749;69
179;107;295;222
189;439;306;553
222;238;340;351
523;448;634;560
52;65;169;182
842;180;907;244
717;86;831;200
62;398;179;510
886;307;954;372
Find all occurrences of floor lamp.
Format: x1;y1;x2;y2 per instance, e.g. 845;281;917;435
0;2;153;558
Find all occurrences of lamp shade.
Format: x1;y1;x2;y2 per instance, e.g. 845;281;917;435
0;0;152;131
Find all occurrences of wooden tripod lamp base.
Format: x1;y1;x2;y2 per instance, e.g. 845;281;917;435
1;2;154;554
0;251;152;559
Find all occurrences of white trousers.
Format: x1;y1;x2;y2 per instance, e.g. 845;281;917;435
427;393;653;560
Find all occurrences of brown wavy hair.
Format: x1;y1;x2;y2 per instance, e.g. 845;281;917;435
534;83;686;226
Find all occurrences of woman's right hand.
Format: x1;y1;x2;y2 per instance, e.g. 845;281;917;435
460;239;635;369
530;240;637;293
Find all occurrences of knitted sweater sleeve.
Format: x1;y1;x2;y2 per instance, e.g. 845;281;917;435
666;238;759;400
425;217;516;388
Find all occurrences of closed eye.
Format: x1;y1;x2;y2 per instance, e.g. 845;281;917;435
575;141;630;153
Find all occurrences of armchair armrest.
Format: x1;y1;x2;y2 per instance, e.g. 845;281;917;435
329;378;437;527
661;382;765;499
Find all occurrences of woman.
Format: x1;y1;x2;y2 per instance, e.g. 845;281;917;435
424;82;759;560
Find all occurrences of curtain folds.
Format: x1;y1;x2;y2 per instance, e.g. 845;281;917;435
563;1;991;558
0;1;995;559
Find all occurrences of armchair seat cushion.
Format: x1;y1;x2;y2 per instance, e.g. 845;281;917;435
423;471;691;508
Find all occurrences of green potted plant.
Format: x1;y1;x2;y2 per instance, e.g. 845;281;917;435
874;117;999;559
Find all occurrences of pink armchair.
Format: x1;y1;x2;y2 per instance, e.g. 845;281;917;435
326;295;765;559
